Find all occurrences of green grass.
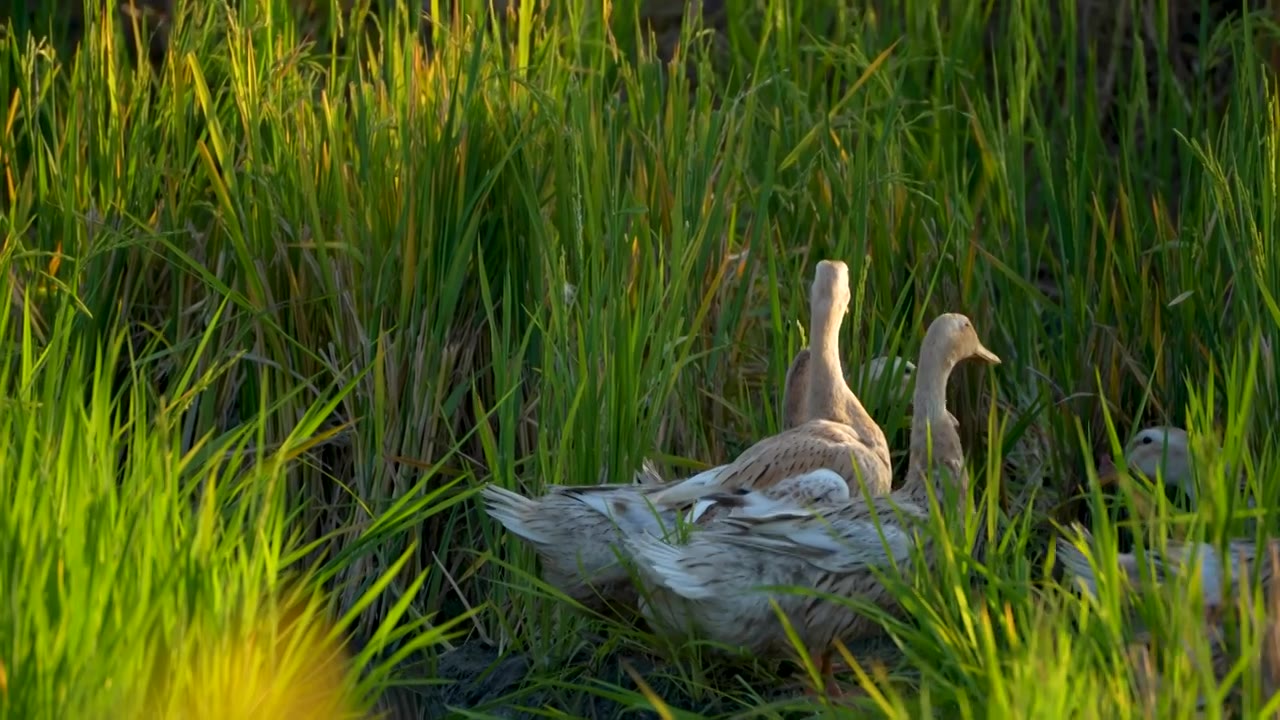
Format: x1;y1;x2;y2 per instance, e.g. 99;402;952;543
3;0;1280;717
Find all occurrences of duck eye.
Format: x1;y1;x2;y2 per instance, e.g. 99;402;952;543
1140;436;1153;445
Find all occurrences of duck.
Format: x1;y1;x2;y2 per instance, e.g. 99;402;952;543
1053;523;1169;603
623;312;1001;696
1097;426;1255;532
1055;524;1280;710
1062;425;1262;601
783;348;920;498
644;258;897;507
1098;426;1195;502
479;259;902;611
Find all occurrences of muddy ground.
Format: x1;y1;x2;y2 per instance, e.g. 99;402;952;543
378;634;906;719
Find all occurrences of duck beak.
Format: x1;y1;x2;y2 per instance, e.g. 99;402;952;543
975;343;1002;365
1097;454;1119;486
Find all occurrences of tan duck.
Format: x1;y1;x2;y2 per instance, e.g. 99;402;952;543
624;312;1001;696
480;259;902;611
615;351;906;488
644;258;897;507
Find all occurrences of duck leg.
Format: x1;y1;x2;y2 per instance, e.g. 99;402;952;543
822;651;845;697
800;650;843;698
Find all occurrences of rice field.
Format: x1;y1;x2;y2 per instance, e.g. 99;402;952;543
3;1;1280;718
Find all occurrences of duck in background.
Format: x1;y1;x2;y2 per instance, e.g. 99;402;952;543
1056;523;1280;712
1096;425;1258;538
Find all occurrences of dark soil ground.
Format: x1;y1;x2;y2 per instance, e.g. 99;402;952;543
376;633;906;719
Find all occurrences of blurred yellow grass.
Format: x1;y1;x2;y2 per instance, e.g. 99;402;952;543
142;587;363;720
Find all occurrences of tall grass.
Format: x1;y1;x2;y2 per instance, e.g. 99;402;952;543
3;0;1280;716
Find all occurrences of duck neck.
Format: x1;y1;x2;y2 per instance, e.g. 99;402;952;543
782;348;811;429
912;350;955;428
903;341;964;500
806;300;865;429
804;298;845;416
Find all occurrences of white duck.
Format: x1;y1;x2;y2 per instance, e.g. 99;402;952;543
1056;523;1280;709
1099;427;1196;500
1098;425;1255;530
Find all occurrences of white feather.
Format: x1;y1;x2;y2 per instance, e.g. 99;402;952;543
748;516;915;570
1055;535;1102;598
771;468;851;505
480;485;554;544
1056;525;1165;601
565;488;681;539
686;501;920;576
645;465;730;506
627;533;720;601
685;469;849;524
633;458;664;485
1161;541;1233;607
687;495;728;524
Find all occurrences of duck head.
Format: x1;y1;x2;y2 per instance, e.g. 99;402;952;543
1099;426;1195;500
857;355;917;405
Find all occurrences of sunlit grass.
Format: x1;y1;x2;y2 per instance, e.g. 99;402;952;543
2;0;1280;717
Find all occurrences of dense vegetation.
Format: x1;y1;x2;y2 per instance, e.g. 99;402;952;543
2;0;1279;717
